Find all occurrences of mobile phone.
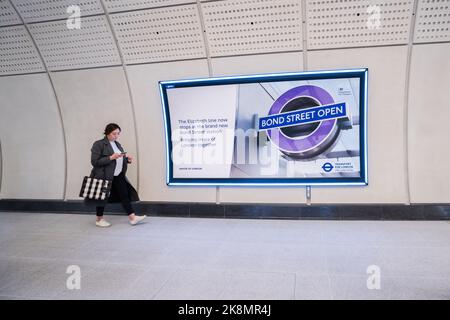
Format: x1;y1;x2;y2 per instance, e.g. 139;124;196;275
121;151;127;154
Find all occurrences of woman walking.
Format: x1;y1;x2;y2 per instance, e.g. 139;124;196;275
86;123;146;227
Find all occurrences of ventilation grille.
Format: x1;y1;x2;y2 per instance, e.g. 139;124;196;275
202;0;303;57
110;5;206;64
414;0;450;43
0;25;45;75
0;0;22;26
28;16;121;71
307;0;414;49
11;0;104;23
103;0;195;13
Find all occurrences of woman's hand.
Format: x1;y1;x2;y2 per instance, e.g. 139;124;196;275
126;154;133;164
109;153;124;160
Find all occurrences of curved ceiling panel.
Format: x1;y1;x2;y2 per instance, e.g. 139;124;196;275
110;4;206;64
414;0;450;43
0;0;21;26
28;15;121;71
104;0;195;13
201;0;303;57
408;43;450;203
1;0;448;77
0;25;45;75
307;0;415;49
0;73;65;199
11;0;104;23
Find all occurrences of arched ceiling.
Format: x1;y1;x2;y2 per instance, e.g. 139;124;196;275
0;0;448;76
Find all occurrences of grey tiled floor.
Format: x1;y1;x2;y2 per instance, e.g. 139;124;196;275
0;211;449;300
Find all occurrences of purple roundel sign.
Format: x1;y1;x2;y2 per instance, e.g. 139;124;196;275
267;85;340;159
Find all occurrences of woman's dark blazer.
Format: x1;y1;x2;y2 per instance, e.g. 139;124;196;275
84;136;139;206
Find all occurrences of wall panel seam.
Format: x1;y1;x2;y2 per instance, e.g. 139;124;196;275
99;0;141;193
404;0;420;204
196;0;220;204
8;0;68;200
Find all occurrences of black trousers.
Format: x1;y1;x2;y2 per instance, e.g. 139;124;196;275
96;171;134;217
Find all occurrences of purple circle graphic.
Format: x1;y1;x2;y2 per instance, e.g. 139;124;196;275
267;85;337;156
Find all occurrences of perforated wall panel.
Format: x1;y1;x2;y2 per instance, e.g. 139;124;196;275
11;0;104;23
103;0;195;13
414;0;450;43
307;0;414;49
0;0;22;26
110;5;206;64
28;15;121;71
202;0;303;57
0;25;45;76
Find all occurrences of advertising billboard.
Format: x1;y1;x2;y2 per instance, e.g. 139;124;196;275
159;68;368;186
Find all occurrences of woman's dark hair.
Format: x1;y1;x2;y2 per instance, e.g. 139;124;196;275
104;123;121;136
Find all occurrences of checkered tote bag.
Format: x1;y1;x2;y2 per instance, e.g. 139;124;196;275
79;176;112;200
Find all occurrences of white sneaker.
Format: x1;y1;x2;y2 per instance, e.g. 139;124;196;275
129;215;146;226
95;219;111;227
